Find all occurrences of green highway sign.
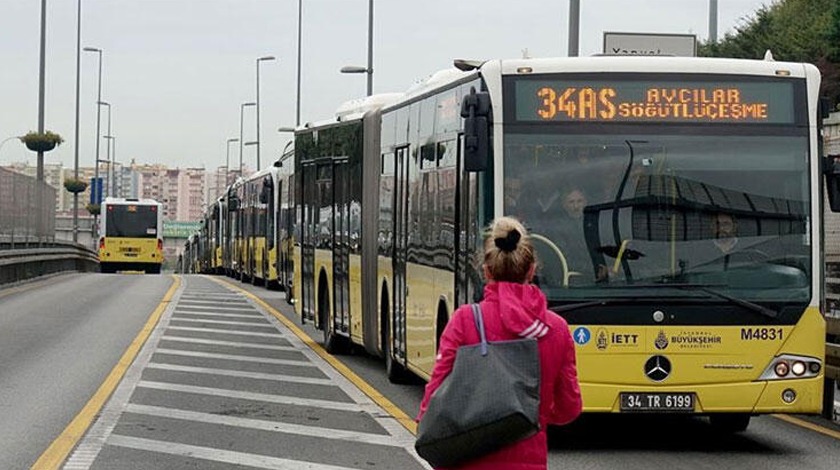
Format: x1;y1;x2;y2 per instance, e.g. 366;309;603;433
163;221;201;238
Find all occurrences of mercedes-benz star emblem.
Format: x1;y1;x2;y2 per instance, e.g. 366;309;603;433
644;355;671;382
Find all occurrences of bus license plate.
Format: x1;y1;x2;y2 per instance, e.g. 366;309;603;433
620;393;695;412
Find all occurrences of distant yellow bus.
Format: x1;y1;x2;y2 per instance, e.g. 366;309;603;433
99;197;164;274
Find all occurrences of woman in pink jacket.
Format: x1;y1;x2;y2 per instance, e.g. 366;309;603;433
417;216;582;470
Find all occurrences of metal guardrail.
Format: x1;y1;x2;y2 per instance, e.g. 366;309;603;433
0;239;98;285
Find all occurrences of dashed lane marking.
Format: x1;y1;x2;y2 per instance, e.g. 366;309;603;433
106;435;359;470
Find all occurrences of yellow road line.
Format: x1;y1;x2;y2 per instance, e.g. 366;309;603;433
209;276;418;435
32;275;181;470
772;414;840;440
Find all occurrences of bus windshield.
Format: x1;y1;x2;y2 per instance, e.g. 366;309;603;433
105;205;159;238
503;133;811;306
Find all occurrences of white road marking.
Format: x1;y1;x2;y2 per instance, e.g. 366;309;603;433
136;381;360;411
166;326;286;338
154;348;314;367
172;311;265;320
173;304;258;312
123;403;401;447
160;335;296;351
146;363;334;385
107;435;360;470
169;317;273;327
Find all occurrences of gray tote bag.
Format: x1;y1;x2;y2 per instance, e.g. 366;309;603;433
415;304;540;468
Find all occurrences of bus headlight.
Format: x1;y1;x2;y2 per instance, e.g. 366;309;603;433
759;354;821;380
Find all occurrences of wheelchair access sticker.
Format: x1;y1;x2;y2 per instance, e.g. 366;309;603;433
573;327;591;346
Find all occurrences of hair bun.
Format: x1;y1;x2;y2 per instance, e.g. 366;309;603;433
494;228;521;252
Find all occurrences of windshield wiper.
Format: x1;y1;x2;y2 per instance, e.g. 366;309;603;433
549;299;631;314
631;283;779;319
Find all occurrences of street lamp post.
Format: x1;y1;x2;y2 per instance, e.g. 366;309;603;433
239;102;256;177
36;0;47;182
72;0;82;242
107;136;117;196
296;0;303;126
568;0;580;57
256;56;276;171
99;101;111;197
226;137;239;185
339;0;373;96
84;47;103;214
103;135;114;199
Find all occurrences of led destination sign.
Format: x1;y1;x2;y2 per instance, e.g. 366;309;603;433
514;79;796;124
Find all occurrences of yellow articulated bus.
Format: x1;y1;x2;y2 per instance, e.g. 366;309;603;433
231;159;295;289
98;197;163;274
292;56;837;432
204;196;225;274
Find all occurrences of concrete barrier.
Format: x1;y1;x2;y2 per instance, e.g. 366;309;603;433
0;240;99;285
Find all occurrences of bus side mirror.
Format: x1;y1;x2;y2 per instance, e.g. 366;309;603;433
259;180;271;204
461;87;491;172
820;97;832;120
228;195;240;212
825;155;840;212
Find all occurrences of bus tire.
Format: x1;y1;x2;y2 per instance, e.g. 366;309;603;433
100;262;112;274
709;414;751;432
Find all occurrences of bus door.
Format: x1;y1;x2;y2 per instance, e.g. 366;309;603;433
455;134;480;306
332;157;351;337
280;176;295;293
262;177;274;280
278;177;287;287
300;162;317;323
392;146;409;363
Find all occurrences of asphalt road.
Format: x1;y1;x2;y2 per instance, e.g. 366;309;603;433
1;273;838;469
235;275;840;470
0;273;173;470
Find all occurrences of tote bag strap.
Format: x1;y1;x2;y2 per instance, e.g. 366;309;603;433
470;304;489;356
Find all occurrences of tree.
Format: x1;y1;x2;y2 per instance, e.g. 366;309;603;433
699;0;840;107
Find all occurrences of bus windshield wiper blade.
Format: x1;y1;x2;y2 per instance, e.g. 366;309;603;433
632;283;779;319
550;300;621;314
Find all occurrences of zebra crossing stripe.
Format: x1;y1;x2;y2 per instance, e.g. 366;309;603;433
123;404;402;447
107;435;359;470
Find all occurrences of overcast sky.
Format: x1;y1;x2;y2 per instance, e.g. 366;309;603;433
0;0;772;171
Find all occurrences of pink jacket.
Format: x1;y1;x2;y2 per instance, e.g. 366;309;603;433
417;281;582;470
